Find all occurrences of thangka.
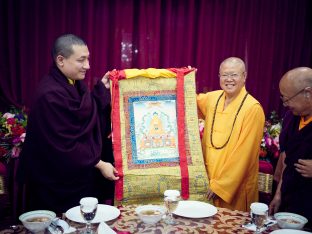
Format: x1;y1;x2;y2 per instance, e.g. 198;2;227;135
109;68;209;205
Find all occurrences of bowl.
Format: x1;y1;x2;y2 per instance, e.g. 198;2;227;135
135;205;166;224
274;212;308;230
19;210;56;233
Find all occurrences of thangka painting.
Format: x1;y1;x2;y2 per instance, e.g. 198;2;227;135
109;68;209;205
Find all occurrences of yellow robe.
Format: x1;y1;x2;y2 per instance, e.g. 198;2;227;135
197;87;265;211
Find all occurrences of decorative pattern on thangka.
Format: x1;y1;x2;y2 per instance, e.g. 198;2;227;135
109;68;209;205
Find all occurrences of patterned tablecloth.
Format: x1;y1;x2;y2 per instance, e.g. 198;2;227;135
109;205;278;234
1;205;279;234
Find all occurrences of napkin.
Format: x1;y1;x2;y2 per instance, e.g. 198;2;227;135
97;221;117;234
48;218;76;234
242;219;277;232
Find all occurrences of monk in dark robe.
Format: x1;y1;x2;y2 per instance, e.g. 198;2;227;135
270;67;312;229
17;34;119;215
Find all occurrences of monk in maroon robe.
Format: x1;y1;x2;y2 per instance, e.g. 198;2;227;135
17;34;119;214
270;67;312;229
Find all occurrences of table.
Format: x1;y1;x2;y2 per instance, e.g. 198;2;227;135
109;205;278;234
0;205;279;234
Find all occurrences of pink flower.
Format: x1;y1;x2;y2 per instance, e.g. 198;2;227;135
259;111;282;162
1;107;27;162
20;133;26;142
11;146;21;158
198;119;205;140
265;136;272;146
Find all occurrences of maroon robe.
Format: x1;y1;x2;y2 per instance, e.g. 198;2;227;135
281;113;312;228
17;64;113;214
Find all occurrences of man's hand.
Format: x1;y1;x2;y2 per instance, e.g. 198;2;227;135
207;188;217;200
295;159;312;178
269;193;281;215
101;72;110;89
96;160;119;180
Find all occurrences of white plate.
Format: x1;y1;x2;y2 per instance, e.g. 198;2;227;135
173;200;217;218
271;230;312;234
65;204;120;223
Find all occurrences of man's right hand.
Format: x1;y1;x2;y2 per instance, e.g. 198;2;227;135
269;193;281;215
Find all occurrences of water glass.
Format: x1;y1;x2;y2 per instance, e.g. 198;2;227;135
164;190;180;225
80;197;98;234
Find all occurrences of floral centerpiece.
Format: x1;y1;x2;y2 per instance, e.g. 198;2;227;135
0;107;27;163
198;118;205;140
259;111;282;164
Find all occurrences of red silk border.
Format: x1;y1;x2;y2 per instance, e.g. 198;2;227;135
109;70;125;201
168;67;194;200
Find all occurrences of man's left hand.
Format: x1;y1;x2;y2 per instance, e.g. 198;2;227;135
207;188;217;200
295;159;312;178
101;72;110;89
96;161;119;180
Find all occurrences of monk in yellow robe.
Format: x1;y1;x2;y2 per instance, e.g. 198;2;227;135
197;57;265;211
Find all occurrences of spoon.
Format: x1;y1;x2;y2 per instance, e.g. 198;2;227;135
50;219;64;234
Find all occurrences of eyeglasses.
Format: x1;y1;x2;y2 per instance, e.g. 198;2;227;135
280;87;308;105
219;73;243;79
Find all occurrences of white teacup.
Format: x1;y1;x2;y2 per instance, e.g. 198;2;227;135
250;202;268;233
250;202;268;215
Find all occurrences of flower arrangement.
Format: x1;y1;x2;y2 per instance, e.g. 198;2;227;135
259;111;282;163
0;107;27;162
198;119;205;139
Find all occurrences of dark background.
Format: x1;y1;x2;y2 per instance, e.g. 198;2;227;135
1;0;312;116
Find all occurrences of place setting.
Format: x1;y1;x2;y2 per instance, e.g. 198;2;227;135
64;197;120;234
17;197;120;234
135;189;218;227
241;202;277;233
240;202;310;233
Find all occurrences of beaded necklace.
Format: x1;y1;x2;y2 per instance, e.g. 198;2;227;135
210;91;249;149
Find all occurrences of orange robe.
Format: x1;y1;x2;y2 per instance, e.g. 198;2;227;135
197;87;265;211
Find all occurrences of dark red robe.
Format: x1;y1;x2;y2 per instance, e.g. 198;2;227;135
281;113;312;228
17;64;113;214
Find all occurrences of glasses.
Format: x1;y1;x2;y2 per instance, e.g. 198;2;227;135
280;87;308;105
219;73;243;79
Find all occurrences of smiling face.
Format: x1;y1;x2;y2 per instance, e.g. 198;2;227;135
219;58;246;99
56;44;90;80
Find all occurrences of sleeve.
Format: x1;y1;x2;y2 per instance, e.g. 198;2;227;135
92;80;111;111
92;80;112;140
210;104;265;203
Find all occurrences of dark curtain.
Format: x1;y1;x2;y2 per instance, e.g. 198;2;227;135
0;0;312;116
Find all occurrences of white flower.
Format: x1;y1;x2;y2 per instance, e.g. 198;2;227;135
3;113;15;119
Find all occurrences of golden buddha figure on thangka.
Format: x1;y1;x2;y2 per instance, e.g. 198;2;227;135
130;95;179;164
140;111;176;149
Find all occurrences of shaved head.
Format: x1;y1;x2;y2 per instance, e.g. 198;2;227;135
280;67;312;91
279;67;312;118
220;57;246;73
